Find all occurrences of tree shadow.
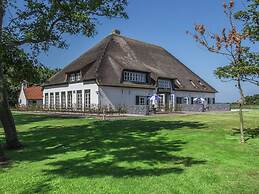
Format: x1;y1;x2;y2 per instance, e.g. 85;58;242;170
231;127;259;141
13;113;82;126
7;117;207;178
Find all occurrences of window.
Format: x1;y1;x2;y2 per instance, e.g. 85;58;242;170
212;98;215;104
207;98;211;104
61;92;66;109
84;89;91;108
55;92;60;108
45;93;49;107
190;80;197;88
158;79;171;88
191;97;194;104
69;74;76;82
198;81;206;89
175;79;182;88
50;93;54;109
124;71;147;83
176;97;183;104
183;97;189;104
67;91;72;109
136;96;147;105
75;72;81;81
76;90;82;110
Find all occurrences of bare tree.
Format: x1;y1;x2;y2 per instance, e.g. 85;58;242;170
187;0;259;143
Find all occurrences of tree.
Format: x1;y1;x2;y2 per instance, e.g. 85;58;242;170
187;0;259;143
0;0;128;149
244;94;259;105
2;42;58;106
235;0;259;42
0;145;7;163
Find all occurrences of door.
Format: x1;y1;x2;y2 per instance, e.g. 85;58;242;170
158;94;165;111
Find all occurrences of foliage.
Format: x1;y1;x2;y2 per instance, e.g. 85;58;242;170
0;111;259;193
245;94;259;105
234;0;259;42
2;45;58;106
3;0;128;52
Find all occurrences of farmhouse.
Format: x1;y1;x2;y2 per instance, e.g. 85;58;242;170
18;81;43;106
43;30;217;113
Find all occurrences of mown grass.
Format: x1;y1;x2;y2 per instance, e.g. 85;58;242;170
0;110;259;194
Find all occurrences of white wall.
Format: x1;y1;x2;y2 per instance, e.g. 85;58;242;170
43;82;99;108
18;87;27;106
99;86;155;107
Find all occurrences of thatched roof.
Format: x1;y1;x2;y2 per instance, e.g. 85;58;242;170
44;32;217;93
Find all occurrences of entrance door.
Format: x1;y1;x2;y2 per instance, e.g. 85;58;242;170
158;94;170;112
158;94;165;111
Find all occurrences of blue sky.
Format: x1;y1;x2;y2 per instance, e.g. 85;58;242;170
35;0;258;102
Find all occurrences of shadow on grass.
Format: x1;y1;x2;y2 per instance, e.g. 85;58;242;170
13;113;82;126
232;127;259;141
7;116;207;178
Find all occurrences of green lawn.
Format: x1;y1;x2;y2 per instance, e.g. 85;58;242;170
1;110;259;194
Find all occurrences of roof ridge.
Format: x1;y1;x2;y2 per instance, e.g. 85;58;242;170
112;33;164;50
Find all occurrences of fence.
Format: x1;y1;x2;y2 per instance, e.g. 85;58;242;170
16;103;230;115
175;103;231;112
16;104;151;115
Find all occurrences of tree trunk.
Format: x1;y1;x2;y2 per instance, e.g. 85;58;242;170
0;0;22;149
237;79;245;144
0;145;7;163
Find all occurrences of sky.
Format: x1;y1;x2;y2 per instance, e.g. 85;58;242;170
18;0;259;102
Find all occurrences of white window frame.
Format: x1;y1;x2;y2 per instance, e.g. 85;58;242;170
67;91;72;109
124;71;147;83
55;92;60;108
158;79;171;88
75;72;81;81
84;89;91;108
45;93;49;107
76;90;82;110
50;93;54;109
61;92;66;109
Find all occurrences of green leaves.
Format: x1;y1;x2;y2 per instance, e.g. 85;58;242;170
234;0;259;42
4;0;128;52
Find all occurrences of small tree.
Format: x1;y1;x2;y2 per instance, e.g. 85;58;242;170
187;0;259;143
0;0;128;149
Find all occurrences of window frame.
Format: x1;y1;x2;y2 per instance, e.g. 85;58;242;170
45;93;49;107
50;93;54;109
123;71;147;84
55;92;60;108
67;91;72;109
61;92;66;109
158;79;171;89
84;89;91;108
76;90;82;110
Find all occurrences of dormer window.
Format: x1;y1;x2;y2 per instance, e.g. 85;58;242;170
158;79;171;88
190;80;197;88
175;79;182;88
124;71;147;83
198;80;207;89
75;72;81;81
68;72;81;82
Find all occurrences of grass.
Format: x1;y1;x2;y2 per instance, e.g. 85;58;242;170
0;110;259;194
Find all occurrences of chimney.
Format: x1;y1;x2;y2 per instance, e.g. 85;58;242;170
111;29;121;35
